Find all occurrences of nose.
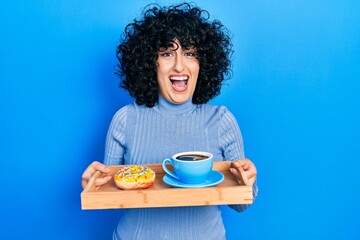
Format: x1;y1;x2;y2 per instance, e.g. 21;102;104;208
173;54;184;72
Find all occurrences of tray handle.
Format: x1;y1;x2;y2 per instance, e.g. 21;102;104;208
83;170;102;192
238;167;250;186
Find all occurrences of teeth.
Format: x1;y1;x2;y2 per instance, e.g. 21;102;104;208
169;76;188;81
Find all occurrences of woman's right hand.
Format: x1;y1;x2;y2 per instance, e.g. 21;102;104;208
81;161;112;189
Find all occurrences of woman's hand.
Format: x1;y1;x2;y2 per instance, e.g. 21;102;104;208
230;159;257;187
81;161;112;189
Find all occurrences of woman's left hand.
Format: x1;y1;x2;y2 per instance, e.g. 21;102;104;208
230;159;257;187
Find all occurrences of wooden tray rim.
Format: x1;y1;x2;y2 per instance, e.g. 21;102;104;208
81;161;253;210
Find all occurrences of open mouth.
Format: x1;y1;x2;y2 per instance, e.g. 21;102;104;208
170;75;189;92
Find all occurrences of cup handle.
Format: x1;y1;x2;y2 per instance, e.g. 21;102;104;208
162;158;180;180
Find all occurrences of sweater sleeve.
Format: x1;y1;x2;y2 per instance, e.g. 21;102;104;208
218;107;245;161
103;106;127;166
218;107;258;212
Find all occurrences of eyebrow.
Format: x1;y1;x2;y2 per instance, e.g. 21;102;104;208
158;45;196;52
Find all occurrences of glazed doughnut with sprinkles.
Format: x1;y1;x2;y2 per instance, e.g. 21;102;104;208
114;165;156;190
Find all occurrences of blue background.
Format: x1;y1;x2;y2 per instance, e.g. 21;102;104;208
1;0;359;239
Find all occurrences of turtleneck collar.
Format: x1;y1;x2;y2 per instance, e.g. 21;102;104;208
154;96;196;115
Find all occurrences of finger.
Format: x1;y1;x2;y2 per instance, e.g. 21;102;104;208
246;173;256;186
243;170;253;181
230;161;246;184
95;176;112;187
231;159;249;169
81;179;88;189
82;161;110;180
245;168;257;186
231;159;257;186
238;159;257;174
248;177;256;187
91;161;111;174
82;164;96;182
230;160;240;168
238;159;251;169
81;161;111;189
230;167;243;185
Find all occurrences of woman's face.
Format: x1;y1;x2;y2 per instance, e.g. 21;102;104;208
156;39;200;104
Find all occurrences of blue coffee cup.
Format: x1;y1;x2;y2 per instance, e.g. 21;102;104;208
162;151;213;184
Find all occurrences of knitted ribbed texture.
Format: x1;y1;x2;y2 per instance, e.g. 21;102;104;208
104;96;257;240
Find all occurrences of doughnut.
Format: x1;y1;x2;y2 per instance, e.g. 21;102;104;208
114;165;156;190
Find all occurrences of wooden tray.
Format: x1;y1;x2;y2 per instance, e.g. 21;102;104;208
81;161;253;210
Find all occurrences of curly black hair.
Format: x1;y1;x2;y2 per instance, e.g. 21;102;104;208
116;2;233;107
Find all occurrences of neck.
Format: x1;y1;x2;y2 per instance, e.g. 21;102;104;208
155;96;195;114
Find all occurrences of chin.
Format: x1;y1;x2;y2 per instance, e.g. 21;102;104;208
170;95;191;104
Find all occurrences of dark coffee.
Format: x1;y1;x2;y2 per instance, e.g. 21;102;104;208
176;154;208;161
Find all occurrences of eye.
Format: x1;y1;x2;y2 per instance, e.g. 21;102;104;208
159;52;173;57
184;51;197;58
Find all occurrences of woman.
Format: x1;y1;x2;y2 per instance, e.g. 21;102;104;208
82;3;258;239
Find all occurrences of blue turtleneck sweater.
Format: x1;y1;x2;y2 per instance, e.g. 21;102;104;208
104;96;258;240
